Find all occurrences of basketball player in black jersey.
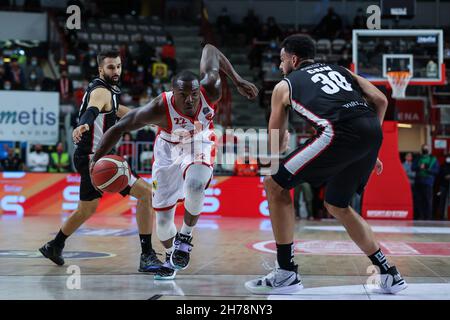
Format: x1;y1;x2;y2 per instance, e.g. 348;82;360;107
39;50;162;272
246;35;407;295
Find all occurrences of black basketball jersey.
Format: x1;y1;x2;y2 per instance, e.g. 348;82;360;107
284;62;376;127
75;78;121;155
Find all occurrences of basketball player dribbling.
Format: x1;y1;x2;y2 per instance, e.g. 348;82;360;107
39;50;163;273
245;35;407;294
91;44;259;280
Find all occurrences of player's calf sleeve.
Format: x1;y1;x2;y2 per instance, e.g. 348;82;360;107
156;208;177;242
183;164;212;216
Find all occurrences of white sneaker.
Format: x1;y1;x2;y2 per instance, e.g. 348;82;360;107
378;266;408;294
245;262;304;295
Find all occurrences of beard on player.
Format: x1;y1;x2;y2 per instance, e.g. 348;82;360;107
103;72;120;86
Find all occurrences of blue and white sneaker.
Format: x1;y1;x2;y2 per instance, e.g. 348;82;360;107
170;233;193;270
245;262;304;295
154;253;177;280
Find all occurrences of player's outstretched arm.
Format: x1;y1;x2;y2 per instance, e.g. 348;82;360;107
200;44;259;100
92;95;167;162
347;69;388;125
73;88;109;143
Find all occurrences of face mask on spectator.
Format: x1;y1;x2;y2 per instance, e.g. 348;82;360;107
122;94;132;104
153;78;160;85
30;73;37;80
422;148;429;155
270;41;277;49
446;158;450;164
31;59;38;66
4;83;11;90
137;66;144;73
147;87;153;96
35;85;41;91
90;59;96;67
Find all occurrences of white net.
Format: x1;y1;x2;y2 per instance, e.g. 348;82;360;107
387;71;412;99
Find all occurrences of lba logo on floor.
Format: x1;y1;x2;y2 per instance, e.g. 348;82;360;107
249;240;450;257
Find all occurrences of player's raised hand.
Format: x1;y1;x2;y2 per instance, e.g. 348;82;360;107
72;124;89;144
236;78;259;99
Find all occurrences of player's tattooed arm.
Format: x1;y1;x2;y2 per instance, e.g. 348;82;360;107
268;81;290;154
73;88;111;143
92;95;167;162
346;69;388;125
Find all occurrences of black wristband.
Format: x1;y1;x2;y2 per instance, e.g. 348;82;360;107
79;107;100;127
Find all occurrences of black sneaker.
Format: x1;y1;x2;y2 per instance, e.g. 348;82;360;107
138;249;163;273
170;233;193;270
39;241;64;266
154;253;177;280
378;266;408;294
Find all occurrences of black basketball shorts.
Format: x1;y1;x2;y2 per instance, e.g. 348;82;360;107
272;116;383;208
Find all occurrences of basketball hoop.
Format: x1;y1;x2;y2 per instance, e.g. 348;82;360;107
387;71;412;99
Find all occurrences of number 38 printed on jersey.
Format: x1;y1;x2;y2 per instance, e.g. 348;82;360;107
311;71;353;94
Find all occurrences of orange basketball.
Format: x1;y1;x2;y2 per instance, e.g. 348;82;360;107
91;155;130;193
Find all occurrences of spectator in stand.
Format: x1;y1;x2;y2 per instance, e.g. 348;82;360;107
48;142;71;173
74;79;89;107
413;144;440;220
242;9;260;44
402;152;416;188
136;126;156;149
437;154;450;220
2;80;12;90
9;57;26;90
25;56;44;84
0;62;12;89
161;38;177;74
136;126;156;165
58;69;74;103
27;144;49;172
139;143;153;172
1;146;25;171
82;50;98;79
217;7;232;46
135;34;156;70
314;7;343;38
266;17;282;42
294;182;314;220
353;8;366;29
118;132;135;167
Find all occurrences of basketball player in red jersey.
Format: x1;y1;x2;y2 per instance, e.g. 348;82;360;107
92;44;259;279
39;50;163;273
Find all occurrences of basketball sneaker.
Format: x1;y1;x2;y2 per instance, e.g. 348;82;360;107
245;262;304;295
170;233;193;270
154;253;177;280
138;249;163;273
377;266;408;294
39;241;65;266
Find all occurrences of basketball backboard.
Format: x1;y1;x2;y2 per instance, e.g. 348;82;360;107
352;29;445;86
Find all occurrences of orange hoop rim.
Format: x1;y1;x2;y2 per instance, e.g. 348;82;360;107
386;71;412;80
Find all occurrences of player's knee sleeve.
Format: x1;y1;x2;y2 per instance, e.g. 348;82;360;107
156;208;177;241
183;164;212;216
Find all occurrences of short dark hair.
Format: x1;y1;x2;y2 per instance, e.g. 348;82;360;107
172;70;200;87
281;34;316;60
96;50;121;66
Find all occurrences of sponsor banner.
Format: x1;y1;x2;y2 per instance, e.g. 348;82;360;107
396;99;425;124
0;173;269;217
0;91;59;144
249;240;450;257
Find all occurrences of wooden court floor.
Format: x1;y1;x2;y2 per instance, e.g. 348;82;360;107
1;215;450;300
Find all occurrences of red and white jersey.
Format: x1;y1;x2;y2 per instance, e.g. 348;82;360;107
158;87;216;144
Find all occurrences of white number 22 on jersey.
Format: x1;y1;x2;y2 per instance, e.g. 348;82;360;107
311;71;353;94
